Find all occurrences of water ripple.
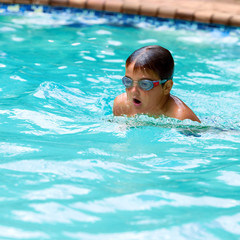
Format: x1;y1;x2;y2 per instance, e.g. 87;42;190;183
0;160;103;180
10;109;79;134
0;225;48;239
13;202;99;224
23;184;90;200
64;223;219;240
0;142;39;157
217;171;240;186
216;213;240;235
72;190;240;213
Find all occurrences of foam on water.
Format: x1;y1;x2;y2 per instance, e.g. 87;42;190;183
0;6;240;240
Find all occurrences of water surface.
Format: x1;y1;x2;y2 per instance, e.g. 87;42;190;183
0;6;240;240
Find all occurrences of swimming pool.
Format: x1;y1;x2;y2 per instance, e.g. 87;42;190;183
0;4;240;239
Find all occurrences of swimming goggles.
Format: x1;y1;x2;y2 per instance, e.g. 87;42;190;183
122;76;169;91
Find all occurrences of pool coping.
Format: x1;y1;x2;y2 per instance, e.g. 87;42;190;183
0;0;240;27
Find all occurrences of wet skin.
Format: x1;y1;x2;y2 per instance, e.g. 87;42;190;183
113;62;201;123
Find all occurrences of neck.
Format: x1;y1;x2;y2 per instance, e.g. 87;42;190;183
147;94;171;116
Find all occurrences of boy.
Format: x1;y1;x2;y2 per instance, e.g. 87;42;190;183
113;45;201;123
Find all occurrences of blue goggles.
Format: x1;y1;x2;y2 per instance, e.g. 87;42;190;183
122;76;169;91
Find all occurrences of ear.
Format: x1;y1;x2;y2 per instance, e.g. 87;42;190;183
163;80;173;95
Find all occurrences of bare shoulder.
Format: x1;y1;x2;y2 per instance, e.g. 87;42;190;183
113;93;129;116
167;95;201;123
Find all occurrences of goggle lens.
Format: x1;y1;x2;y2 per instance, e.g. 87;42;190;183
138;80;153;91
122;76;155;91
122;76;133;88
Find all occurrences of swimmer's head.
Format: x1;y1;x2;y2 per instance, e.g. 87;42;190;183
126;45;174;82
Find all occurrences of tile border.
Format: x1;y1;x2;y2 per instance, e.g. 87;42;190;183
0;1;240;27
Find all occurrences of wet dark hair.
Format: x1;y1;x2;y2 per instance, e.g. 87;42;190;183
126;45;174;81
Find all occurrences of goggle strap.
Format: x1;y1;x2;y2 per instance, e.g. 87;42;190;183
153;79;168;86
160;79;168;84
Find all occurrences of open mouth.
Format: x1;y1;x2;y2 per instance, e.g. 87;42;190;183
133;98;142;106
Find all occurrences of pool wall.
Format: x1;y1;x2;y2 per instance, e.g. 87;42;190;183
0;0;240;26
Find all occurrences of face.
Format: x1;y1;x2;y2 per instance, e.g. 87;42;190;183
124;62;166;115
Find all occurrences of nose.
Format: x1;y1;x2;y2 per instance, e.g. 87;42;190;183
129;82;140;93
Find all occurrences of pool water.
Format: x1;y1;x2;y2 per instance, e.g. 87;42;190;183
0;5;240;240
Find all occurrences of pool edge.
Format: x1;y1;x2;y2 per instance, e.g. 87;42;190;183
0;0;240;27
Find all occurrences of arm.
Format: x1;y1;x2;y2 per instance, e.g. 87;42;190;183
177;108;201;123
169;95;201;123
113;93;127;116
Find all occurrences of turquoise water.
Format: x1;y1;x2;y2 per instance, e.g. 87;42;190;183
0;6;240;239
